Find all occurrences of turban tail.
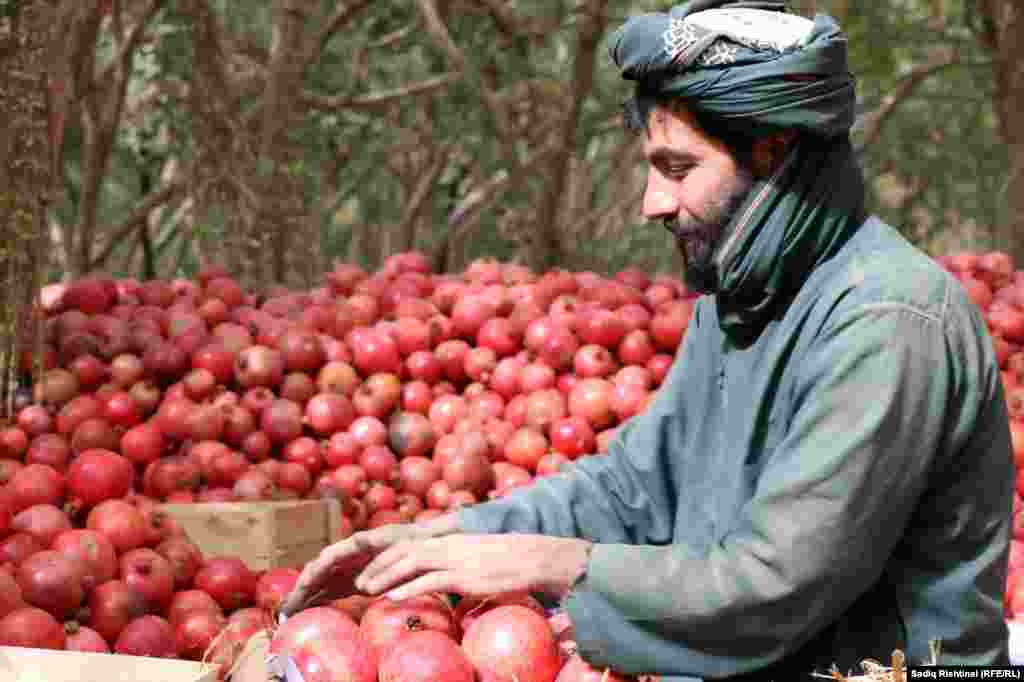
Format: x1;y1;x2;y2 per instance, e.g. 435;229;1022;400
610;1;866;338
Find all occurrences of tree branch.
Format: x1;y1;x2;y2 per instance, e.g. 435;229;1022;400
304;0;374;71
367;22;417;49
300;73;459;112
394;145;453;252
568;185;644;241
449;138;564;239
855;47;960;153
530;0;608;270
87;177;187;270
473;0;521;38
412;0;522;170
412;0;465;69
95;0;166;87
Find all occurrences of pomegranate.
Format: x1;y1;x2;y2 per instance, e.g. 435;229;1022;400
195;557;257;611
462;605;562;682
86;500;148;553
0;569;24;619
16;550;86;620
262;399;304;443
389;412;436;459
443;449;494;498
64;622;111;653
51;529;118;589
115;614;178;658
0;533;44;566
26;434;72;473
168;589;223;627
398;456;442;498
66;448;134;509
235;345;285;388
120;548;176;613
306;392;356;436
6;463;65;512
352;329;402;376
0;607;67;649
176;609;227;660
256;568;300;612
11;504;72;545
379;629;476;682
120;422;165;465
453;591;547;634
233;468;278;501
270;607;378;682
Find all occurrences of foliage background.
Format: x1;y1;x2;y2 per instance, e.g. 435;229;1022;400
1;0;1019;289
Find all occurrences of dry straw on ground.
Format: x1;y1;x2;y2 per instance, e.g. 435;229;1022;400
812;641;943;682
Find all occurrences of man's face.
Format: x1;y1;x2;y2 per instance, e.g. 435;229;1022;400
640;103;755;295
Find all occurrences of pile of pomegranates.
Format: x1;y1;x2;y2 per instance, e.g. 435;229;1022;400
269;590;653;682
0;252;690;678
3;247;1021;677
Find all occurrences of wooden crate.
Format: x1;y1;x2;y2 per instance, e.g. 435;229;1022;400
161;499;345;571
0;647;218;682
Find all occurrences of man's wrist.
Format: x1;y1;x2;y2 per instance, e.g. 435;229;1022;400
556;539;593;599
421;511;461;537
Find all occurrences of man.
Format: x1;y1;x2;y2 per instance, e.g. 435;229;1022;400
280;1;1013;678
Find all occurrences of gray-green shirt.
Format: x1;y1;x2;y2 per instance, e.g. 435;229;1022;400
458;216;1013;679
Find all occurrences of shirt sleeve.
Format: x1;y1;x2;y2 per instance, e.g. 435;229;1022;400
563;304;958;678
456;305;706;547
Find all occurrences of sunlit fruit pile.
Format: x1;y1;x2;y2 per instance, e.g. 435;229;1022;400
939;252;1024;624
0;252;692;679
2;247;1022;678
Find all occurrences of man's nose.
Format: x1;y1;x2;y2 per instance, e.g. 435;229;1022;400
641;175;679;221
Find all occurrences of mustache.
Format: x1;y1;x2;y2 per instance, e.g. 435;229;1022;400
663;215;714;241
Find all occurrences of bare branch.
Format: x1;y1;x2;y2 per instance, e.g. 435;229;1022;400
449;139;565;239
855;47;959;152
568;185;644;240
95;0;166;87
412;0;522;168
111;0;126;46
88;177;187;270
413;0;465;69
473;0;521;37
531;0;609;270
300;72;459;113
226;172;262;210
394;145;453;251
368;22;418;49
304;0;374;70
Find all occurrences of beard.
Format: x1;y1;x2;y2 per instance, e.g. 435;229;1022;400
666;166;756;295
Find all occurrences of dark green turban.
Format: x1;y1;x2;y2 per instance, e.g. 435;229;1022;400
609;1;866;338
609;0;857;139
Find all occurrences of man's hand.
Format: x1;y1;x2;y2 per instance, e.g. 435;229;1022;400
280;513;460;616
353;533;593;602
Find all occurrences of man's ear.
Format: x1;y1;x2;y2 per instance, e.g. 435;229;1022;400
751;130;799;178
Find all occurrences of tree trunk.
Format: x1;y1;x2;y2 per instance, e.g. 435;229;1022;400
256;0;315;286
187;0;253;284
976;0;1024;266
0;0;53;417
530;0;609;272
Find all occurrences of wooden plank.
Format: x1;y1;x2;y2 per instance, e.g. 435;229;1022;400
0;646;217;682
161;500;342;570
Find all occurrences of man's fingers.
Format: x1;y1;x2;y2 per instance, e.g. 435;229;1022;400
281;535;374;614
356;541;413;588
281;528;410;614
384;570;458;603
358;547;445;596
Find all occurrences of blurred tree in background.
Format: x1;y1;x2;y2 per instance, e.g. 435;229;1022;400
1;0;1017;291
